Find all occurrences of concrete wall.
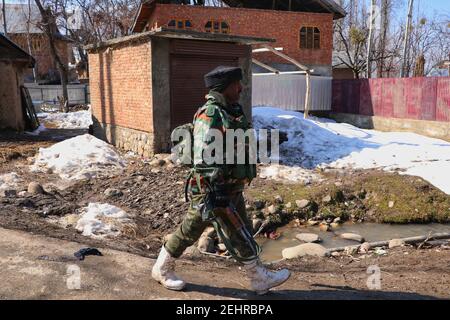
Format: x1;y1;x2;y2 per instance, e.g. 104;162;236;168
330;112;450;142
151;37;171;153
0;61;25;131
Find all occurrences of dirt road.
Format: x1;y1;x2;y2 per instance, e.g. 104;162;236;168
0;227;447;300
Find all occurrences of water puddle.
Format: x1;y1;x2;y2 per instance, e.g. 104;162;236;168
258;223;450;262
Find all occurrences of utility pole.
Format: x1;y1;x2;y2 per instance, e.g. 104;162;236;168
366;0;376;78
401;0;414;77
2;0;7;37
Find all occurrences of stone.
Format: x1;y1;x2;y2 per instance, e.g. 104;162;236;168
274;195;283;204
18;191;27;197
267;205;277;214
27;182;44;195
374;247;388;256
339;233;365;243
252;219;263;232
344;246;359;256
307;219;320;226
295;233;321;243
1;189;17;197
322;195;332;204
389;239;406;249
197;235;215;253
331;251;341;257
253;200;265;210
359;242;371;253
296;199;310;209
282;243;329;259
285;202;292;209
388;201;395;208
333;217;341;224
104;188;123;198
330;223;340;229
319;224;329;232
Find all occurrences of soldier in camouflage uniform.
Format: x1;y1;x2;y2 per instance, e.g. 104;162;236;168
152;66;290;295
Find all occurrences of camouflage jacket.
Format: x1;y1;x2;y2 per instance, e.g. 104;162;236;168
191;91;256;193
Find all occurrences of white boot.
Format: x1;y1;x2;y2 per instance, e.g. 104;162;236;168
244;259;290;295
152;245;186;291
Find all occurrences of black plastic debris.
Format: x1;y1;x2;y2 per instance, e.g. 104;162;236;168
74;248;103;261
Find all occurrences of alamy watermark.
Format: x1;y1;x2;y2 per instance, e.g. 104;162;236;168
66;265;81;290
171;128;280;165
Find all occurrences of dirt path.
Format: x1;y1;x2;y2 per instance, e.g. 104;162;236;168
0;227;447;300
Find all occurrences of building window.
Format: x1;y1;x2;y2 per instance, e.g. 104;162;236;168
205;20;230;34
300;27;320;49
168;19;192;30
31;38;43;53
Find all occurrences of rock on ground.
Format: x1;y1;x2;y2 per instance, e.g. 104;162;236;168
295;233;321;243
282;243;329;259
389;239;406;249
339;233;365;243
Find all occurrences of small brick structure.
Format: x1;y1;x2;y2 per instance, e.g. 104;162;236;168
132;1;345;76
0;34;35;131
86;28;273;157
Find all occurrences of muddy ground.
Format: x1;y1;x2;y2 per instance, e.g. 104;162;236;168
1;130;449;299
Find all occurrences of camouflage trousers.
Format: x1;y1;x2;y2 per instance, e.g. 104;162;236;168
164;192;257;262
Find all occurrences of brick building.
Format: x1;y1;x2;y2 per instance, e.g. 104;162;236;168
0;3;72;82
86;28;272;156
131;0;345;76
0;33;35;131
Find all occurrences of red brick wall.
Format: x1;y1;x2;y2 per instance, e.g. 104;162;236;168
146;4;333;66
88;40;153;133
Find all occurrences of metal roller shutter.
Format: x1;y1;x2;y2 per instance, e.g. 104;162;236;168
170;39;246;129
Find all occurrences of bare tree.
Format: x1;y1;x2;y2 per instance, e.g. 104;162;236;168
401;0;414;77
2;0;6;36
34;0;70;111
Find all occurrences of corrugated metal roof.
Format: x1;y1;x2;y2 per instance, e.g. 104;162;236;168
0;3;42;34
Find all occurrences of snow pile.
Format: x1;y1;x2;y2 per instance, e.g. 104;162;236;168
75;203;134;238
259;164;321;184
0;172;22;192
253;107;450;194
31;134;126;180
25;124;47;136
38;109;93;129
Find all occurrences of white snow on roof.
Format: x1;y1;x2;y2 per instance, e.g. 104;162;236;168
0;3;42;34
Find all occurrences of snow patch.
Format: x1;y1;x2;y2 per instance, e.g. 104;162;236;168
259;165;321;184
0;172;22;192
75;203;134;238
38;109;93;129
253;107;450;194
31;134;126;181
25;124;47;136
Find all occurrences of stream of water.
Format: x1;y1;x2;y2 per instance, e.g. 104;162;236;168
258;223;450;262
